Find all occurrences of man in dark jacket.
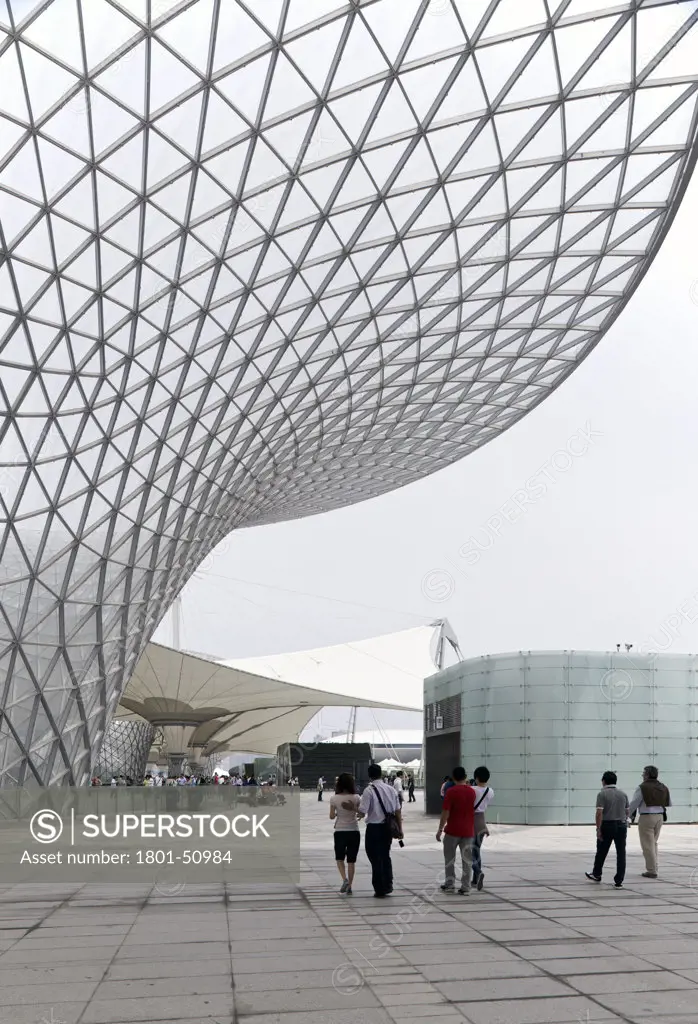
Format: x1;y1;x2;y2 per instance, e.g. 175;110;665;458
629;766;671;878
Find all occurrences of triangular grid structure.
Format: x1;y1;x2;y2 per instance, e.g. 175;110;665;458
0;0;697;784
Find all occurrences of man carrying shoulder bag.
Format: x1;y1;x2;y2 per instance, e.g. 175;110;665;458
356;763;403;898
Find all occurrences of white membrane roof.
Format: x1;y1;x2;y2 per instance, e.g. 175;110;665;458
122;623;438;754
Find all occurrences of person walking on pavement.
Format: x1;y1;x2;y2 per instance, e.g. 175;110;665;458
357;763;402;898
436;766;476;895
471;766;494;891
330;773;361;895
629;765;671;878
586;770;629;888
317;776;325;801
393;770;405;806
407;774;416;802
440;775;454;798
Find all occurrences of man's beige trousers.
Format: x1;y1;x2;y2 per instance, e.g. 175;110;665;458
638;813;663;874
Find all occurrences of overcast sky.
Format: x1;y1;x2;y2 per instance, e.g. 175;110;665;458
153;169;698;739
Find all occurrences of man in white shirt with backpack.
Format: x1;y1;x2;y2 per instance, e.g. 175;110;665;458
470;766;494;891
357;764;403;898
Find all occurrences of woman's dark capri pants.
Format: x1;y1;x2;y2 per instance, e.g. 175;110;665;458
334;831;361;862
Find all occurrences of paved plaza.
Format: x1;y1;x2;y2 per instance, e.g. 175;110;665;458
0;793;697;1024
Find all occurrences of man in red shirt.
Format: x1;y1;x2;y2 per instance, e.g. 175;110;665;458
436;766;476;894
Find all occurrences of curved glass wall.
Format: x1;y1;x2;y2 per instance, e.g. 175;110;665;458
427;651;698;824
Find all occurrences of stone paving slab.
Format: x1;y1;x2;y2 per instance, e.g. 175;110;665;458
231;952;347;973
0;945;117;964
638;951;698;969
234;968;344;992
104;957;233;980
236;986;381;1014
534;955;661;975
675;967;698;982
374;990;447;1006
567;970;697;994
0;1003;88;1024
421;961;543;982
387;1016;465;1024
457;996;625;1024
102;1020;233;1024
114;939;231;960
513;940;625;959
0;980;99;1004
0;962;106;984
436;977;576;1001
374;1008;461;1020
627;1017;698;1024
82;993;235;1022
93;974;235;998
401;945;522;964
594;990;698;1017
237;1011;393;1024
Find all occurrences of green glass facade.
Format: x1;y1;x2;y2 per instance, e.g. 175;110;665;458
425;651;698;824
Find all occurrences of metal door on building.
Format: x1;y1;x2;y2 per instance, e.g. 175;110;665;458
424;730;461;814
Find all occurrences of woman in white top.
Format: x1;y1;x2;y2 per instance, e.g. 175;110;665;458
329;773;361;895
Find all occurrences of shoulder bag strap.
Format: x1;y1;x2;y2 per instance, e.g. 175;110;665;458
371;783;388;820
474;786;489;811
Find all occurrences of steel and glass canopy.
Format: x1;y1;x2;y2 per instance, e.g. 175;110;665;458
1;0;697;784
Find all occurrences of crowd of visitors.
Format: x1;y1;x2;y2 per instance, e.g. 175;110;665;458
326;761;671;898
90;771;277;787
90;760;672;896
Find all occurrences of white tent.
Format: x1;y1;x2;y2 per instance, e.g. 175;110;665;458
221;624;446;710
121;622;454;757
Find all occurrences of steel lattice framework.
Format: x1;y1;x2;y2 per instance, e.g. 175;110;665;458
1;0;697;785
92;716;155;782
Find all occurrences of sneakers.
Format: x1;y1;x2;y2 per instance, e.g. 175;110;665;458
346;885;353;895
642;871;658;878
614;881;623;888
441;883;472;895
585;872;601;882
340;879;350;894
476;872;485;891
